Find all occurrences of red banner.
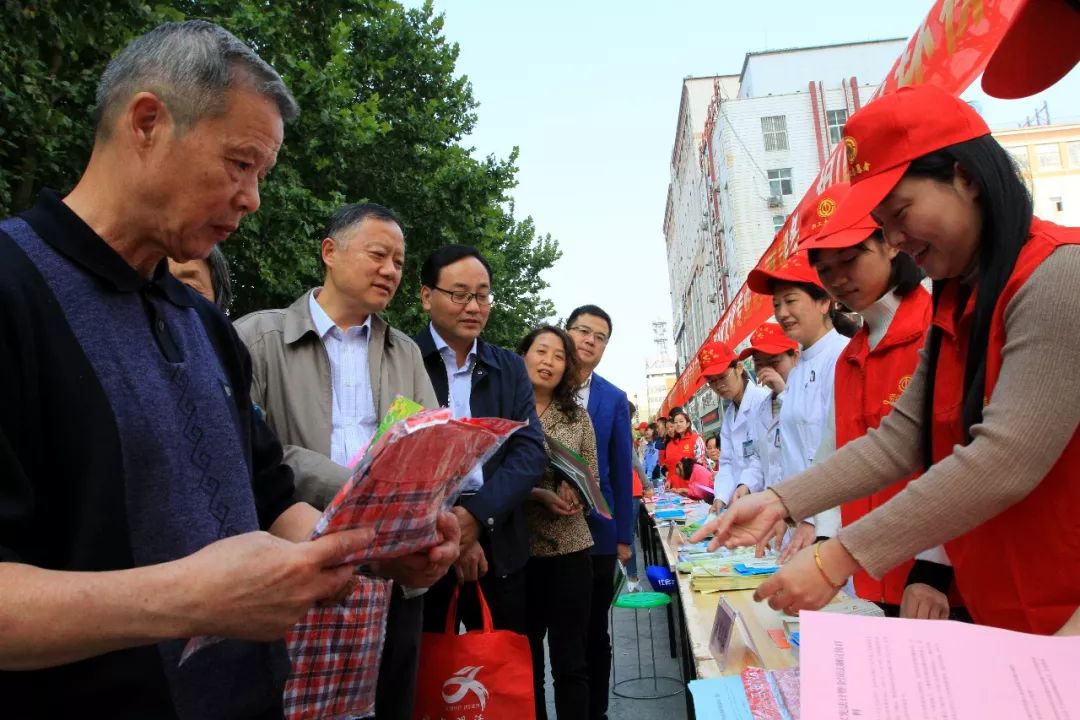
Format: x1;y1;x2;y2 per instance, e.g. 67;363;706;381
660;0;1024;417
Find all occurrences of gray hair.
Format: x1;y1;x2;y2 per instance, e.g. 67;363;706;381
325;202;404;248
206;246;234;314
94;20;298;138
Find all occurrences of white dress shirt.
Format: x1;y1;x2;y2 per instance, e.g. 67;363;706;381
309;290;377;466
576;373;593;410
430;323;484;492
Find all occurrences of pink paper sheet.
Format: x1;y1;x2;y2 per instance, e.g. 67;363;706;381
800;611;1080;720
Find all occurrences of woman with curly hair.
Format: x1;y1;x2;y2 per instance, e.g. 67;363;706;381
517;324;597;720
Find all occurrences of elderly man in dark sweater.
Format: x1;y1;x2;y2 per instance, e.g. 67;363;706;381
0;21;387;719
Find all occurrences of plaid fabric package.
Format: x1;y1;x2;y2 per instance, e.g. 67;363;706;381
283;410;524;719
180;407;523;720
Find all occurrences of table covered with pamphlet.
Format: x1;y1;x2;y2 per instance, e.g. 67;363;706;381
640;494;884;719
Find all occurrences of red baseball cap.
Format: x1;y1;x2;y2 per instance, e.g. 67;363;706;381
746;251;822;295
737;323;799;361
696;341;738;382
982;0;1080;100
637;422;649;431
819;85;990;239
797;181;880;251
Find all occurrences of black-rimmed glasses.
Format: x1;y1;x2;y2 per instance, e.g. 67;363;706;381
432;286;494;306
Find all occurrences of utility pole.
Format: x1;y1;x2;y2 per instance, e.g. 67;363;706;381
1022;101;1051;127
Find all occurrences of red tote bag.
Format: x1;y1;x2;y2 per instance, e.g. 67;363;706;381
413;583;535;720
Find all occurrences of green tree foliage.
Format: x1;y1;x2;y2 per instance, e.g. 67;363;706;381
0;0;559;347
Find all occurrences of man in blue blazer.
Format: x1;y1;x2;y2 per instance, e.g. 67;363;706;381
415;245;546;635
566;304;633;720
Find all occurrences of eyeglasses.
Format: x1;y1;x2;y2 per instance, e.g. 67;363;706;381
707;367;736;384
567;325;609;345
432;287;494;306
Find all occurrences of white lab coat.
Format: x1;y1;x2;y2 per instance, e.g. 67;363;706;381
778;328;849;535
713;381;771;505
752;389;785;491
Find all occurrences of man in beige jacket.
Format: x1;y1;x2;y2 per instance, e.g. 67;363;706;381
235;203;457;720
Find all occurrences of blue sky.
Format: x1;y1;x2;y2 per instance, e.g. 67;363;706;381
417;0;1080;400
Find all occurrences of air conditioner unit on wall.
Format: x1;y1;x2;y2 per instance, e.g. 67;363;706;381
767;195;783;208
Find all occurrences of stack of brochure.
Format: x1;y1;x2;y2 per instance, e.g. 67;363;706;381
687;554;780;593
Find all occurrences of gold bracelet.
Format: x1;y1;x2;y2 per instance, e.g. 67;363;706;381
814;541;845;590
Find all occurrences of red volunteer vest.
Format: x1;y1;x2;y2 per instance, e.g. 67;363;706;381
932;218;1080;634
664;432;700;490
837;287;932;605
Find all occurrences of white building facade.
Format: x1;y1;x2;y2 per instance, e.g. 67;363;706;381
996;123;1080;228
708;40;905;302
664;76;728;376
638;353;677;423
663;40;906;425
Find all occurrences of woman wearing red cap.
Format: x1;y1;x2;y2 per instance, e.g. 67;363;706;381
696;341;770;510
745;254;851;560
737;323;800;497
662;409;705;493
805;194;959;620
696;84;1080;635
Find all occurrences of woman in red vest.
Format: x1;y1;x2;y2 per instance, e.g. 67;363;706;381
663;410;704;492
804;186;960;620
695;85;1080;635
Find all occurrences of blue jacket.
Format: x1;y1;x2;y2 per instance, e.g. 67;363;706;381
586;373;634;554
415;327;546;576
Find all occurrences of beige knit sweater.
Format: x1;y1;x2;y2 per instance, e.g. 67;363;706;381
774;246;1080;578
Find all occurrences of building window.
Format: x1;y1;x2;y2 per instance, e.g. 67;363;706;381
1035;143;1062;171
768;168;793;196
1068;141;1080;168
761;116;789;152
826;109;848;145
772;215;786;233
1051;196;1064;213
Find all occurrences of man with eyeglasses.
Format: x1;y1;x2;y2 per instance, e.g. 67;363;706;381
415;244;546;636
564;304;632;720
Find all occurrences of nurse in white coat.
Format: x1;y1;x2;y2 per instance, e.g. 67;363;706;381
733;323;801;499
747;252;853;561
696;341;771;510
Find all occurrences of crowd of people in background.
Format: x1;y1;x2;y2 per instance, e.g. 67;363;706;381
2;7;1079;720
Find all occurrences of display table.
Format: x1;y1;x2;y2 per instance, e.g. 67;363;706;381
639;499;798;695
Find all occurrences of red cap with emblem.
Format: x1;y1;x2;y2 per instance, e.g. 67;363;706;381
746;251;822;295
737;323;799;361
798;181;880;251
696;341;739;383
819;85;990;240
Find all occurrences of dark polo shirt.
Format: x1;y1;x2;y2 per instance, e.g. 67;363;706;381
0;191;296;719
